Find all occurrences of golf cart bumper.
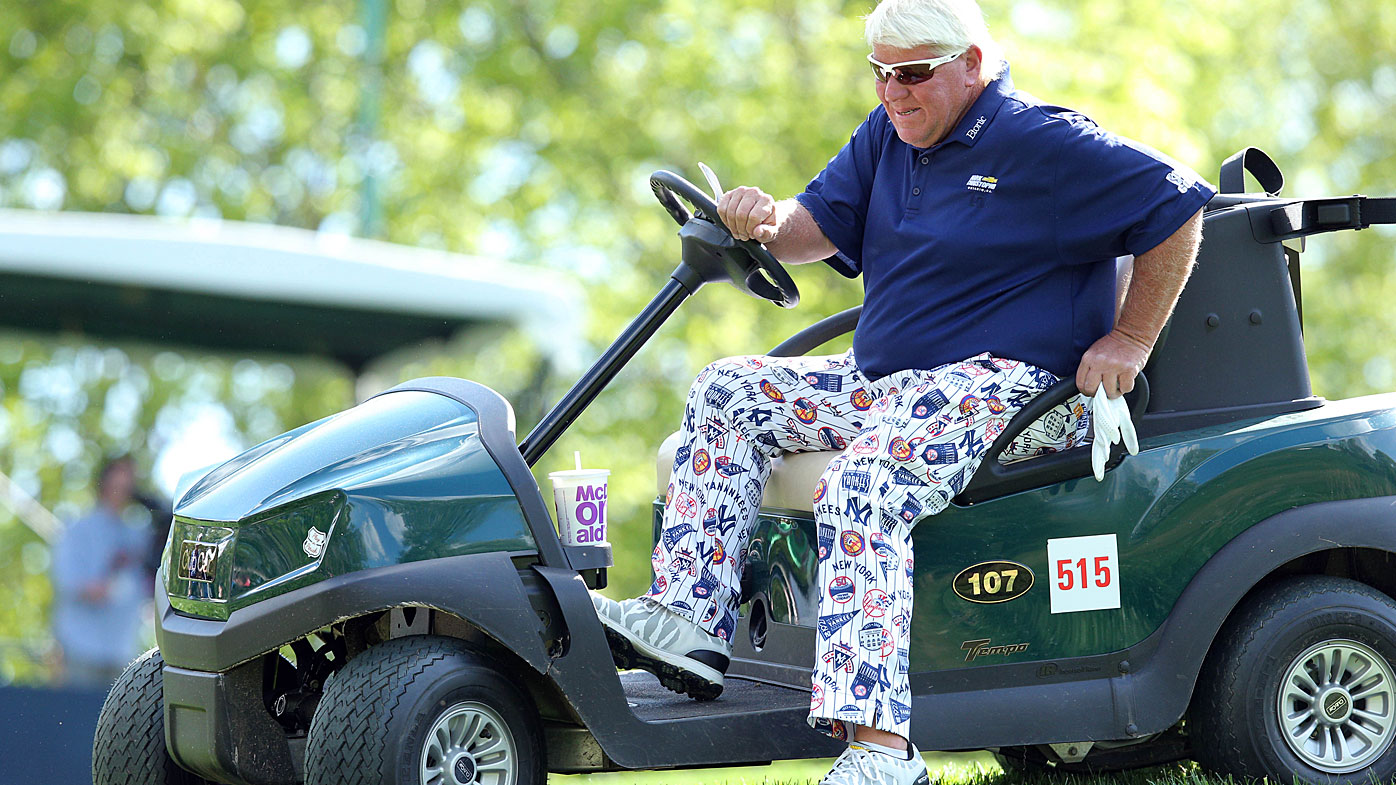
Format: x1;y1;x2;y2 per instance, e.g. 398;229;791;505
162;659;293;785
157;551;558;785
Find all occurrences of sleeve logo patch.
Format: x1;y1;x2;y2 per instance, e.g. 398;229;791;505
1165;169;1194;193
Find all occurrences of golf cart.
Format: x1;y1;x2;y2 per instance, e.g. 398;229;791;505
94;149;1396;785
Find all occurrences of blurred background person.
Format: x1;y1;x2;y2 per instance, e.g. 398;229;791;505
48;456;153;688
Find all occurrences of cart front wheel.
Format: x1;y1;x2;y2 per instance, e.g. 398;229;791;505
92;648;211;785
305;635;544;785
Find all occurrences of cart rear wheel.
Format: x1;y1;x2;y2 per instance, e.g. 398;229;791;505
92;648;210;785
1191;576;1396;783
305;635;544;785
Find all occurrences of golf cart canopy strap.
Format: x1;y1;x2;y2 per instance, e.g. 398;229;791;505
1266;196;1396;241
1220;147;1285;195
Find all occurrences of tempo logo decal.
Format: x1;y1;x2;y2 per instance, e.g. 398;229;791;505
961;638;1030;663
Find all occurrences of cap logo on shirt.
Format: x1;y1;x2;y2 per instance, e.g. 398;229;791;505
1165;169;1194;193
965;115;988;139
966;174;999;193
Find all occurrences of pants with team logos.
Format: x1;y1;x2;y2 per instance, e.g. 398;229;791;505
646;350;1086;741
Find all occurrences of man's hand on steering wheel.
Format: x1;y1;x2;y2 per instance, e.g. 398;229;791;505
718;186;779;243
649;169;799;307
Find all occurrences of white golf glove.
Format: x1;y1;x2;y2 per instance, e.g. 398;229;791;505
1090;386;1139;481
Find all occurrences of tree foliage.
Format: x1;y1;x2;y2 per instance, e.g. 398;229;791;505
0;0;1393;681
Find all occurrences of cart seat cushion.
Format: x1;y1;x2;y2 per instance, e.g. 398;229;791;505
654;431;856;514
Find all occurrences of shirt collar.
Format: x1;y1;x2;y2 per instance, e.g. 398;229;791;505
940;65;1014;149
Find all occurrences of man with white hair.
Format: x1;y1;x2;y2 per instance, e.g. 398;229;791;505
593;0;1214;781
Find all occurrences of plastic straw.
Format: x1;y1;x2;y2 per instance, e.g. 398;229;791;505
575;451;582;471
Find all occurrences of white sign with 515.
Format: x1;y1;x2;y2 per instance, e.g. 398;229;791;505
1047;534;1120;614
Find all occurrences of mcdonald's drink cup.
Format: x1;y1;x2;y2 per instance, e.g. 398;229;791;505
548;468;610;546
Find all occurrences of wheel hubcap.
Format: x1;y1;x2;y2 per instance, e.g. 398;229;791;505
1277;639;1396;773
420;701;517;785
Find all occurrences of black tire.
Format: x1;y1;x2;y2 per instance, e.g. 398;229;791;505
1191;576;1396;783
305;635;545;785
93;647;211;785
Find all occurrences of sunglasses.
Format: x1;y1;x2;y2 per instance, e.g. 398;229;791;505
867;51;964;85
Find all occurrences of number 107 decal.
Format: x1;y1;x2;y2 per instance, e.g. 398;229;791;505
1046;534;1121;614
952;560;1035;604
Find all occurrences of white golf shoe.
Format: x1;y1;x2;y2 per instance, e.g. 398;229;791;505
820;743;930;785
590;593;731;701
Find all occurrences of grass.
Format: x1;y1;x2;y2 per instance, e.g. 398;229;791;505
550;751;1226;785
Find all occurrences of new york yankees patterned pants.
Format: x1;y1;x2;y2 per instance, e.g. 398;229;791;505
646;349;1087;741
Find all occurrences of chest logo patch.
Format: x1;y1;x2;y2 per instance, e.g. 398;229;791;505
966;174;998;193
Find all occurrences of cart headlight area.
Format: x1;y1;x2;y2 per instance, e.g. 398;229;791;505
165;493;343;620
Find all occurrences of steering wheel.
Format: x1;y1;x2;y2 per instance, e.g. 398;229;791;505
649;170;800;308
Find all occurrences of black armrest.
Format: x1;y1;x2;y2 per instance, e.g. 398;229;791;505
955;375;1150;505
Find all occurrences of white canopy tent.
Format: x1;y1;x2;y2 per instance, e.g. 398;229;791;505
0;209;583;372
0;209;585;541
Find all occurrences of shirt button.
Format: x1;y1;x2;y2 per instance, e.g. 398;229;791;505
912;187;921;195
920;157;929;165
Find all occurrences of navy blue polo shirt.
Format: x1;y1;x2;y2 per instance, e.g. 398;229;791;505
796;67;1215;381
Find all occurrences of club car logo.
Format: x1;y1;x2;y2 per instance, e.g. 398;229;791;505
302;527;327;558
1325;694;1350;719
966;174;998;193
179;540;219;583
